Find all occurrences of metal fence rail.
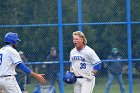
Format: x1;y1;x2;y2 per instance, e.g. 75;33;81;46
1;0;140;93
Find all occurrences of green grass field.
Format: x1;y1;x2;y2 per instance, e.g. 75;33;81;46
27;84;140;93
27;77;140;93
26;81;140;93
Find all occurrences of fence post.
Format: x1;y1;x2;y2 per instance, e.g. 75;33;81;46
78;0;82;31
58;0;64;93
126;0;133;93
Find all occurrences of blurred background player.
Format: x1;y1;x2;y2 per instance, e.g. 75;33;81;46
46;47;60;93
16;52;26;92
16;51;31;93
19;51;32;84
104;48;126;93
70;31;102;93
0;32;46;93
33;47;60;93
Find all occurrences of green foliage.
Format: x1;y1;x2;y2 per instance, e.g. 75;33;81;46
0;0;140;61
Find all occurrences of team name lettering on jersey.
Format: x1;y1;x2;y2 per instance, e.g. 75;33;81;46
72;56;85;62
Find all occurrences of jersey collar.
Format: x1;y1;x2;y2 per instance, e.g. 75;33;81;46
4;45;13;48
76;45;86;52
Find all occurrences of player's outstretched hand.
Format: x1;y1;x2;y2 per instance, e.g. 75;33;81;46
30;71;46;84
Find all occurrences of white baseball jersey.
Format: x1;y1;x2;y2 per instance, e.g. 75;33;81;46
0;45;22;76
70;45;101;76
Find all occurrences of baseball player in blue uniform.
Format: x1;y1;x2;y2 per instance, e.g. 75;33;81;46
70;31;102;93
0;32;46;93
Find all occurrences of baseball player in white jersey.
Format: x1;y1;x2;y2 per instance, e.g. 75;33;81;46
70;31;102;93
0;32;46;93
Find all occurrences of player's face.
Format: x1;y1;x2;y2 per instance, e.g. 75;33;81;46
12;42;18;49
73;35;84;50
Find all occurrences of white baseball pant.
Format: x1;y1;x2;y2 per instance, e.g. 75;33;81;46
0;75;22;93
74;77;95;93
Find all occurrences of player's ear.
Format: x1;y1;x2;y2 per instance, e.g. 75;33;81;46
83;38;87;44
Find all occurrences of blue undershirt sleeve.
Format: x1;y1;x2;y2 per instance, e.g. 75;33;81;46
93;63;102;70
17;63;31;74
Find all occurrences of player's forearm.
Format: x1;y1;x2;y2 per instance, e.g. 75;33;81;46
17;63;31;74
30;71;41;82
29;71;45;80
30;71;37;77
17;63;47;84
30;71;46;84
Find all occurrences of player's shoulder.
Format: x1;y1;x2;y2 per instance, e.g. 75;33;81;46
84;45;95;52
70;47;78;55
5;45;19;55
70;47;76;52
84;45;98;56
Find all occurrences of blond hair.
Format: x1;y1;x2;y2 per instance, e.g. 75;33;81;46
72;31;87;44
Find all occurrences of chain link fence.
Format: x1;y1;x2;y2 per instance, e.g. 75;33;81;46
0;0;140;93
